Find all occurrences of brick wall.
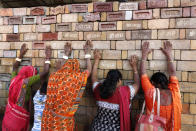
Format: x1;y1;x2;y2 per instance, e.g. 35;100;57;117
0;0;196;130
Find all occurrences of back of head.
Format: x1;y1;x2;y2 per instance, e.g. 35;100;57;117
150;72;169;89
40;81;48;94
99;69;122;99
18;66;37;79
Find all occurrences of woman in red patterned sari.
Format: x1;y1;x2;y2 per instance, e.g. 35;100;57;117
41;41;92;131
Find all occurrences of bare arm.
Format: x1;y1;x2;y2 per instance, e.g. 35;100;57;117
13;44;28;73
130;55;140;94
92;50;101;84
39;46;52;79
84;40;93;75
161;41;176;76
141;42;152;75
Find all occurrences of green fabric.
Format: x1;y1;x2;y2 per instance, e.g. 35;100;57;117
25;74;40;102
10;71;40;102
11;71;17;79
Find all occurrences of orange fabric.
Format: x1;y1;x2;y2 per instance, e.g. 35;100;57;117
141;74;182;131
41;59;88;131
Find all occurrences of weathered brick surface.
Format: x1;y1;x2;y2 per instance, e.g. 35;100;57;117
43;33;58;41
75;23;93;31
158;29;179;39
8;17;22;25
148;0;167;8
94;2;113;12
176;18;196;28
0;8;13;16
36;25;50;32
102;50;121;59
30;7;45;15
61;32;79;40
107;11;125;21
122;21;142;30
50;6;64;15
62;14;78;22
99;22;116;31
161;8;182;18
132;30;152;39
133;10;152;19
148;19;169;29
71;4;88;13
107;31;125;40
42;16;56;24
116;41;135;50
6;34;20;42
119;2;138;11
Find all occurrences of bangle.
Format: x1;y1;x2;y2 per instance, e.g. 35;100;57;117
45;60;51;64
63;55;69;60
142;59;146;62
169;60;174;63
16;58;22;62
134;71;138;74
85;54;91;59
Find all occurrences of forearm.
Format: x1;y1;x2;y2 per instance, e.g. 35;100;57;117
40;62;50;79
86;58;92;75
167;55;176;76
13;55;22;73
141;55;147;75
133;67;140;89
92;60;99;83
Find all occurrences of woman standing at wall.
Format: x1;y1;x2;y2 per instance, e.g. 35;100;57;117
90;50;140;131
140;41;182;131
41;41;92;131
2;44;51;131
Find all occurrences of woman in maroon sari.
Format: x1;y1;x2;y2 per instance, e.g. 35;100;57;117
90;50;140;131
2;44;51;131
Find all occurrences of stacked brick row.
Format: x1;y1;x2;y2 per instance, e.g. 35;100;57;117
0;0;196;130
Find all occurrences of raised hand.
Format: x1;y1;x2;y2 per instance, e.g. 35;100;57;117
45;46;52;59
94;49;101;61
56;60;62;70
142;42;152;60
64;42;72;56
129;55;138;71
161;41;172;59
19;44;28;58
84;40;93;54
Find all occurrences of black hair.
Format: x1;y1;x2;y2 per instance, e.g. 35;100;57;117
40;81;48;94
99;69;122;99
150;72;169;89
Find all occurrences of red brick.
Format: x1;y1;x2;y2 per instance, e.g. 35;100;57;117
42;16;56;24
191;6;196;17
148;0;167;8
99;22;116;31
75;23;93;31
139;1;147;10
0;8;13;16
42;33;58;41
8;17;22;25
71;4;88;13
133;10;152;20
6;34;20;42
33;42;45;49
161;8;182;18
83;13;100;22
30;7;45;16
94;2;113;12
182;104;190;114
183;8;191;17
107;11;125;21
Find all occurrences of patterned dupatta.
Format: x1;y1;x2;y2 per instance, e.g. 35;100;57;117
41;59;88;131
2;66;37;131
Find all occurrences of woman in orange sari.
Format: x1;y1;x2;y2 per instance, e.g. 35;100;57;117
140;41;182;131
41;41;92;131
